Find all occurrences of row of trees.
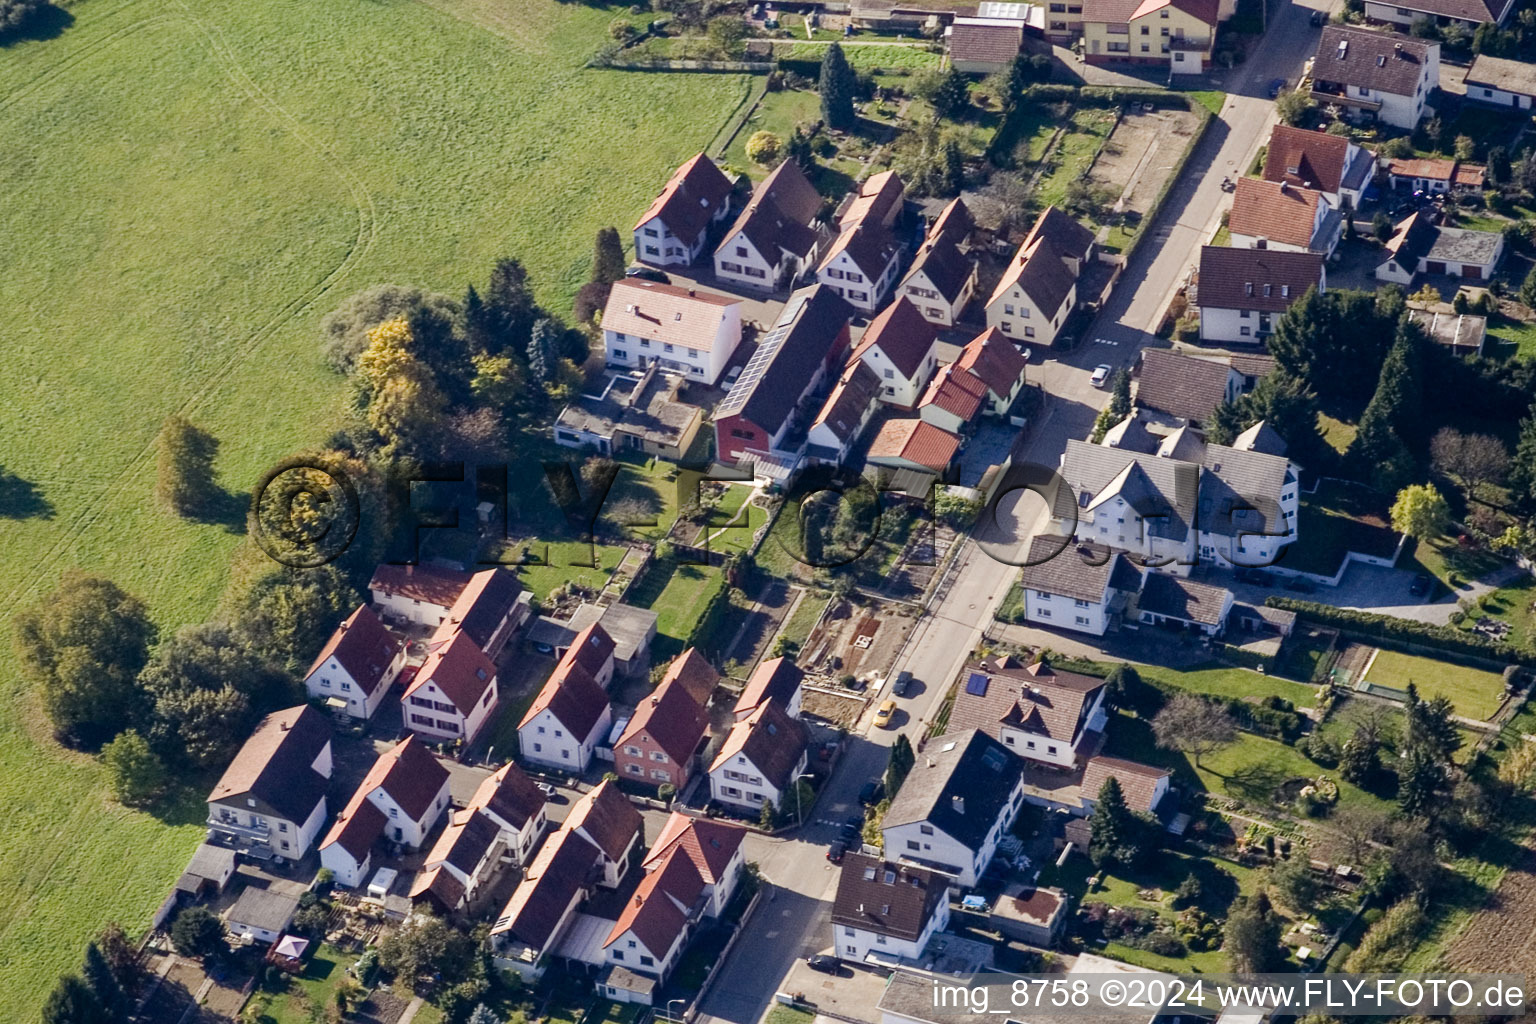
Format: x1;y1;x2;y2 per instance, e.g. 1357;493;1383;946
41;925;141;1024
17;564;357;789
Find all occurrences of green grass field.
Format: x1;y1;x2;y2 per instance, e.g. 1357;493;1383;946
1364;649;1508;720
0;0;748;1012
777;41;942;70
1033;108;1117;210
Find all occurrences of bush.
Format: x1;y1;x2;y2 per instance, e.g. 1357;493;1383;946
746;130;783;165
170;907;224;959
1133;930;1188;957
0;0;47;33
1265;596;1536;665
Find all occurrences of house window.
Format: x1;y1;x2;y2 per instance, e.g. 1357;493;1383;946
1074;599;1090;608
613;350;626;360
627;764;642;775
906;840;921;851
1024;326;1036;338
644;246;659;256
920;824;934;835
613;951;624;961
736;246;748;257
644;229;658;238
1075;616;1090;625
1140;24;1149;32
1004;303;1015;315
640;956;655;967
1240;326;1251;336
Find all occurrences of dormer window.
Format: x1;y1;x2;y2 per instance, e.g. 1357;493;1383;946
1244;282;1254;296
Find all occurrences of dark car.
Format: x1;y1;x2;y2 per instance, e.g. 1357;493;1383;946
1284;577;1315;594
1238;568;1275;587
807;955;842;974
625;264;671;284
1310;8;1325;24
858;779;885;806
1409;574;1433;596
1268;77;1287;99
890;670;913;697
826;840;848;864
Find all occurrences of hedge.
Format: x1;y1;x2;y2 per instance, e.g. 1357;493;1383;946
685;570;734;658
1265;596;1536;666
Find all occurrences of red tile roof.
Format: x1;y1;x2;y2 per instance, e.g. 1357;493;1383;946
468;762;547;832
849;296;939;380
867;418;962;473
323;736;448;858
1228;178;1324;249
407;631;497;716
710;700;809;791
603;845;705;955
519;622;615;737
306;605;401;697
617;665;712;768
949;659;1105;746
565;779;643;864
954;327;1027;403
492;827;600;947
1196;246;1323;314
601;280;741;353
633;153;734;240
643;813;747;884
439;568;523;651
566;622;616;678
1130;0;1219;24
1386;156;1457;181
368;564;472;609
1262;125;1352;194
734;656;804;715
1081;755;1169;814
919;363;987;423
949;20;1024;64
657;648;718;707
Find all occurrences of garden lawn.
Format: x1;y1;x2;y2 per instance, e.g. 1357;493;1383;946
778;591;829;654
1033;108;1117;210
1285;480;1400;577
0;0;747;1013
1363;649;1508;720
1486;315;1536;361
777;42;943;71
1042;847;1263;972
627;557;727;658
1403;535;1507;593
1138;663;1317;707
723;88;823;171
1103;710;1392;814
253;945;355;1024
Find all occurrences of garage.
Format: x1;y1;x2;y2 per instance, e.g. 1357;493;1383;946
1426;260;1446;274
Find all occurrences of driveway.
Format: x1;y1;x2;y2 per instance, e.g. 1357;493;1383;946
694;889;834;1024
777;960;892;1024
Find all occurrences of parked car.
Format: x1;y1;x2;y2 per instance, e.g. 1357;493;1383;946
1310;8;1326;24
1237;568;1274;587
1268;77;1287;98
890;670;913;697
624;264;670;283
1018;346;1033;362
826;840;847;864
1284;577;1315;594
537;782;557;798
722;365;743;388
839;819;863;845
1090;364;1113;388
874;700;898;728
807;955;842;974
858;779;885;806
1409;574;1432;596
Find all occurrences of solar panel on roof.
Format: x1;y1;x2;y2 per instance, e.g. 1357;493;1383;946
965;671;990;697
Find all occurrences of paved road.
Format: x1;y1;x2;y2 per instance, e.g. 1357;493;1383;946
693;9;1336;1023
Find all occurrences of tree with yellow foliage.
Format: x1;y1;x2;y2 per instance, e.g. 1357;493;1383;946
356;318;446;457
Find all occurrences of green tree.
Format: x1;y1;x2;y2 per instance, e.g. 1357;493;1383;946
1403;682;1463;763
83;942;128;1024
1520;264;1536;309
1108;368;1131;419
886;733;915;795
819;43;857;129
485;257;543;357
1223;891;1285;972
320;284;462;373
42;974;107;1024
1350;321;1427;491
1103;663;1143;706
592;227;626;286
1088;776;1144;869
1338;725;1381;785
527;317;559;385
151;685;251;769
15;571;156;748
1510;412;1536;512
1270;853;1320;913
1004;54;1032;105
930;67;971;119
1268;287;1400;410
1207;399;1244;446
1487;145;1511;186
0;0;48;34
240;565;359;671
155;415;220;516
95;924;142;998
356;317;448;458
1372;211;1394;241
746;130;783;165
377;916;475;984
170;906;225;960
758;797;780;830
1390;482;1450;540
1398;746;1447;817
468;1006;501;1024
1275;89;1313;126
936;140;965;196
101;730;167;807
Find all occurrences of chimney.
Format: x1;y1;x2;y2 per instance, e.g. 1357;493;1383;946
650;695;661;706
952;795;965;814
689;288;697;297
926;757;935;768
1278;180;1288;193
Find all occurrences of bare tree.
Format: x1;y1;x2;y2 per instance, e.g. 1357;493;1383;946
1152;693;1237;768
1430;427;1509;502
1319;803;1389;865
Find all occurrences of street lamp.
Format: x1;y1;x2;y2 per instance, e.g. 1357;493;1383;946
668;998;687;1023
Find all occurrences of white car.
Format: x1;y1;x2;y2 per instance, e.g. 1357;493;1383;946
1090;364;1113;388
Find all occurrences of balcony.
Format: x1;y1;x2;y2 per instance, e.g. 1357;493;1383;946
1309;82;1381;111
207;815;271;841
